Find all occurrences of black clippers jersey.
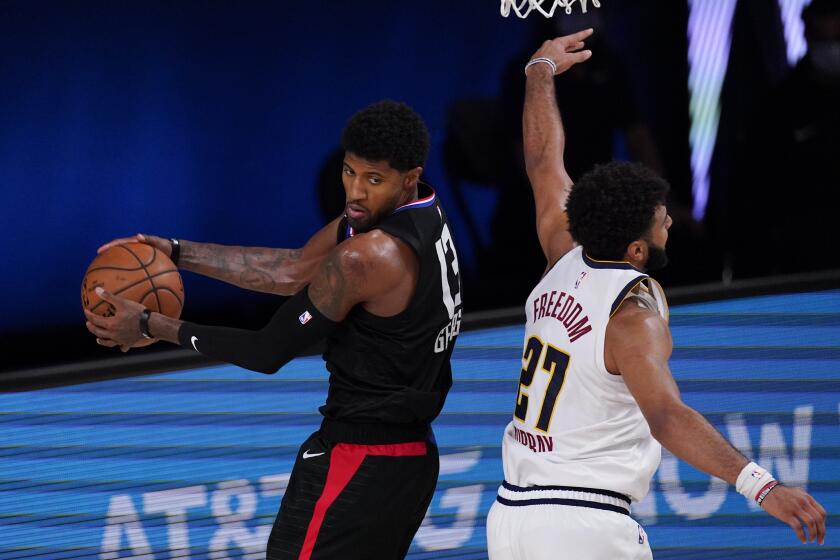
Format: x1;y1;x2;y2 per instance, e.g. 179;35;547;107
320;184;463;427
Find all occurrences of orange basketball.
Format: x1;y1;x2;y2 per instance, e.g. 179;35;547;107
81;243;184;318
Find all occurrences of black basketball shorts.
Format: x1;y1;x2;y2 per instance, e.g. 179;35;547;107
266;428;439;560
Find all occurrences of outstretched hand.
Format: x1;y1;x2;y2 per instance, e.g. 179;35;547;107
527;28;594;76
761;484;827;545
84;287;156;352
97;233;171;258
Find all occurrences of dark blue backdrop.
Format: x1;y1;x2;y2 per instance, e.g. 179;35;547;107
1;1;538;333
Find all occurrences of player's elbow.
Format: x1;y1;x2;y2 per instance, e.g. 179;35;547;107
244;334;296;375
249;345;315;374
250;360;282;375
524;158;558;183
275;280;306;297
646;415;668;442
250;353;295;375
270;258;315;296
270;273;309;297
645;400;692;443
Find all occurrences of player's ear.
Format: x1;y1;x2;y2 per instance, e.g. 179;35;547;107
403;166;422;189
626;240;646;266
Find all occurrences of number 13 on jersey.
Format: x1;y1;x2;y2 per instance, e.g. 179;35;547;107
513;336;571;432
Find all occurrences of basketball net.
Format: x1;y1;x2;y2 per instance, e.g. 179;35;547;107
500;0;601;18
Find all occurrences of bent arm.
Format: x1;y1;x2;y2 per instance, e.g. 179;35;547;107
171;288;337;374
607;305;748;484
178;216;344;295
146;231;409;374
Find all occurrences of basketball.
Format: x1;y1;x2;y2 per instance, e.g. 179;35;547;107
81;243;184;318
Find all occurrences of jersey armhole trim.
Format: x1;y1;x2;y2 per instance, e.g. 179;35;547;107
609;275;649;318
645;277;670;323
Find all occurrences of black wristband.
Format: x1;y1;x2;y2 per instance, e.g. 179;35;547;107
169;238;181;266
139;308;154;339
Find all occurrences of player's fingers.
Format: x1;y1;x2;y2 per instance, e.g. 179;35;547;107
84;310;109;328
787;515;807;544
806;502;827;545
97;235;140;253
808;494;827;517
564;28;594;44
86;321;111;339
96;240;119;253
567;41;586;52
95;287;121;307
571;50;593;64
798;509;818;543
795;493;826;544
135;233;161;246
97;338;118;347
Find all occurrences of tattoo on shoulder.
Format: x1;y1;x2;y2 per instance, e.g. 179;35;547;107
309;249;365;321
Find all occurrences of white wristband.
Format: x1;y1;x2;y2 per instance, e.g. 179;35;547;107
525;57;557;76
736;461;777;503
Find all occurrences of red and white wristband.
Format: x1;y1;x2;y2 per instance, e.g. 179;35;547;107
736;462;781;506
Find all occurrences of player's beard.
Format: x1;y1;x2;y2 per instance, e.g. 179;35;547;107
645;242;668;271
345;213;368;232
346;207;386;233
346;195;401;232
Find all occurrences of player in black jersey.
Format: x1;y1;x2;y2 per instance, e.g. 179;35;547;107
86;100;464;559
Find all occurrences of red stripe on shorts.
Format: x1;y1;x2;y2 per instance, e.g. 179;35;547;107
298;441;427;560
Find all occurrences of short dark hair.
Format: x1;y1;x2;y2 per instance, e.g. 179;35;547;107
566;161;670;261
341;100;430;172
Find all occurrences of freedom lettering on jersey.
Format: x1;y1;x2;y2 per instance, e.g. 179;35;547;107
531;290;592;342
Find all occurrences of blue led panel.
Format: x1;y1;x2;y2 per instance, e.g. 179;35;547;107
1;290;838;558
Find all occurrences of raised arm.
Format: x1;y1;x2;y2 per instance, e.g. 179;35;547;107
523;30;593;266
97;215;344;296
607;303;827;545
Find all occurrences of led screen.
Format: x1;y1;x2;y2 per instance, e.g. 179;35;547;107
1;290;837;558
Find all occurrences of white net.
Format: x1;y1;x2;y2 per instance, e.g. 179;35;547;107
500;0;601;18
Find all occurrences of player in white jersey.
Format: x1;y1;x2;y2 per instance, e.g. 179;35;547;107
486;29;827;559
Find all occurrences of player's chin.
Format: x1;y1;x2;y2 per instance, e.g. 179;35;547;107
346;214;373;232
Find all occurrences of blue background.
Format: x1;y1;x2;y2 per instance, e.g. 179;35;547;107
1;0;692;346
1;290;837;558
0;1;536;333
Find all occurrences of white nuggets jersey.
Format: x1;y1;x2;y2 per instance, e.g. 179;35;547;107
501;245;668;503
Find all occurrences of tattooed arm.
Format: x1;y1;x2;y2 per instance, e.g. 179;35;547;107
97;216;344;296
177;216;343;295
86;230;417;373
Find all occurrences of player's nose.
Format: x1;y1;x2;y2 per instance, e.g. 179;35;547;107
346;176;366;201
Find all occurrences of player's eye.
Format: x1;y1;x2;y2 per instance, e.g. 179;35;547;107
343;167;354;176
369;176;382;185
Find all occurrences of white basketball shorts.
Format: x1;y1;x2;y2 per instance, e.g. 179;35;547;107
486;483;652;560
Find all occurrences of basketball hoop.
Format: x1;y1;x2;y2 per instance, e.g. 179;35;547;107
500;0;601;18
